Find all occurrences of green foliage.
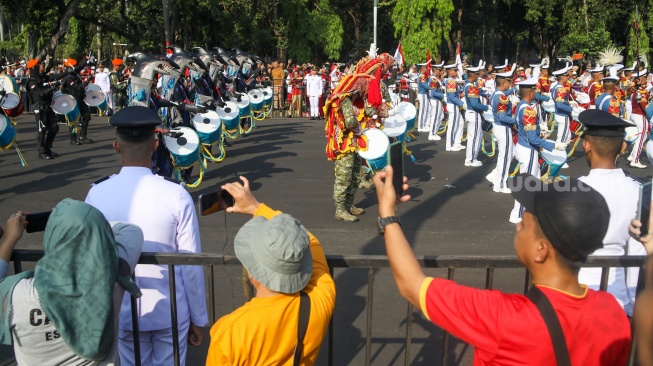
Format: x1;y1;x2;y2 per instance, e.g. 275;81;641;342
392;0;454;65
627;12;650;65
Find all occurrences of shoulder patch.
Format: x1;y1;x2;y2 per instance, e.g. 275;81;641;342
498;94;509;105
91;175;113;186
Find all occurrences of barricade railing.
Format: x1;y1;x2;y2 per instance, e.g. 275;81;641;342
8;250;646;366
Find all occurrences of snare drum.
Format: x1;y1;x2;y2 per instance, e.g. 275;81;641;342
1;92;23;118
396;102;417;132
84;90;108;113
234;93;251;117
247;89;264;113
86;84;102;92
540;140;567;182
51;94;80;126
574;91;590;104
571;106;585;121
383;115;407;139
0;114;16;147
541;99;555;113
358;129;390;171
217;101;240;131
192;110;222;145
481;110;494;132
164;127;200;168
625;126;638;145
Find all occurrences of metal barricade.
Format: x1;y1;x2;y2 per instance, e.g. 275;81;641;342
7;250;646;366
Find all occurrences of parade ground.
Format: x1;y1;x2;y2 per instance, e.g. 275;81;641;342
0;114;649;365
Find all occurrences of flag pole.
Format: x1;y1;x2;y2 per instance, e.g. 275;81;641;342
373;0;378;46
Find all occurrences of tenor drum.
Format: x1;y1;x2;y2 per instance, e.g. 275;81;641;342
1;93;24;118
0;115;16;147
51;94;80;126
86;84;102;92
84;90;108;113
358;128;390;171
481;110;494;132
192;110;222;145
541;99;555;113
396;102;417;132
261;87;273;107
247;89;264;112
234;93;251;117
574;91;590;104
217;102;240;131
164;127;200;167
571;106;585;121
540;140;567;181
383;115;407;139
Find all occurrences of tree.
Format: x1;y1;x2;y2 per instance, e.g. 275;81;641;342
392;0;454;65
626;9;650;66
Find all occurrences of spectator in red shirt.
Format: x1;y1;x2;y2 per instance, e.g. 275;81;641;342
374;169;631;366
288;70;304;118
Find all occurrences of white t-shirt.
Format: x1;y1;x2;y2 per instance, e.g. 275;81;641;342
9;223;143;366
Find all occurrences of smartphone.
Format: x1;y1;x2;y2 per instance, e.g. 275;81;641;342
199;190;235;216
638;181;653;237
25;211;52;233
387;141;404;197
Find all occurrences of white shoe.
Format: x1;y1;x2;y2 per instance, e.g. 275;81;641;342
454;144;466;150
428;135;442;141
627;156;633;162
447;146;461;152
493;186;512;194
509;217;523;224
485;170;497;183
465;160;482;167
562;163;569;169
631;161;647;169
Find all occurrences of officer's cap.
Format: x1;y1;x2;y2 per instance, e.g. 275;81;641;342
110;106;160;138
579;109;634;138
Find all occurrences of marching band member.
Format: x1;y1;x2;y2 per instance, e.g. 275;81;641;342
417;65;431;132
489;67;516;193
628;68;650;168
427;62;445;141
463;60;489;167
576;109;641;317
110;59;128;113
444;63;465;151
61;57;93;145
596;67;623;118
621;62;637;119
534;58;551;126
509;77;566;224
587;64;604;109
551;63;574;145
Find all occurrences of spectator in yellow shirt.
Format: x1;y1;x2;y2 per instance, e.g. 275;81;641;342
206;176;336;366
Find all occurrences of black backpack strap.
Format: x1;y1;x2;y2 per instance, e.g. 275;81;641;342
526;286;572;366
293;291;311;366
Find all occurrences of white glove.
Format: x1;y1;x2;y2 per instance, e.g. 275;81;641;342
387;108;396;117
554;142;567;151
372;114;378;120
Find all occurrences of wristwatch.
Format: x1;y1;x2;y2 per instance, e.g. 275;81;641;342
376;216;401;235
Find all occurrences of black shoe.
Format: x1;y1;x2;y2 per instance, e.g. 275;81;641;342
48;151;59;158
39;153;53;160
78;137;93;143
71;139;82;145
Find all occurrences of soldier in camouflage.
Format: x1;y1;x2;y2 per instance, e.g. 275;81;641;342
110;59;128;113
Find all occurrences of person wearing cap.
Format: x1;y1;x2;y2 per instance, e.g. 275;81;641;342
551;64;574;145
488;67;517;193
463;61;489;166
628;69;650;168
110;59;128;113
427;62;445;141
205;177;335;365
586;64;604;109
416;65;431;132
620;62;637;118
595;67;623;118
573;109;641;317
85;106;208;366
509;77;566;224
61;57;94;145
444;62;465;151
374;166;631;365
26;57;71;160
0;199;144;366
305;67;323;121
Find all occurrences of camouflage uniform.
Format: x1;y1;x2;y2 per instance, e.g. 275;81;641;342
110;71;128;112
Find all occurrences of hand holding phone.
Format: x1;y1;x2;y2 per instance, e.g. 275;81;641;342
637;181;653;238
387;141;404;197
25;211;51;233
199;190;235;216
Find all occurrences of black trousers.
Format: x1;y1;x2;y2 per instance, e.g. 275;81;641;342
33;102;59;154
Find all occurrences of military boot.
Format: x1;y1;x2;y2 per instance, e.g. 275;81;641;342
335;206;358;222
349;206;365;215
358;179;375;189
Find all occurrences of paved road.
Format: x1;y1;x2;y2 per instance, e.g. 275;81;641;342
1;113;650;365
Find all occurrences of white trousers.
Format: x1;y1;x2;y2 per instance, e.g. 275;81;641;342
492;124;514;189
510;145;540;220
417;93;430;131
428;99;443;138
465;110;482;163
625;100;633;119
107;91;115;112
629;113;649;163
119;317;190;366
309;96;320;117
446;104;462;149
555;114;571;144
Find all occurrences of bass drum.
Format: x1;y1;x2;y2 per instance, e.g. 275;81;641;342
0;74;18;93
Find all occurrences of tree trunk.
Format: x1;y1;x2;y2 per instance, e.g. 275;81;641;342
35;0;83;60
456;0;463;44
183;13;189;49
446;38;454;61
162;0;172;45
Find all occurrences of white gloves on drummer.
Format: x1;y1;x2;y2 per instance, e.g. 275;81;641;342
554;142;568;151
387;108;397;117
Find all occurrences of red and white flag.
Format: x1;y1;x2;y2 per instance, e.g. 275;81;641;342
455;42;463;75
394;43;404;66
166;40;173;57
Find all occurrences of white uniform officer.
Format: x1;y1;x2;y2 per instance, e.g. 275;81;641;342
85;106;208;366
509;77;566;223
427;62;445;140
575;109;641;316
463;60;489;166
551;63;574;145
443;62;465;151
305;67;323;120
488;66;517;193
416;64;431;132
